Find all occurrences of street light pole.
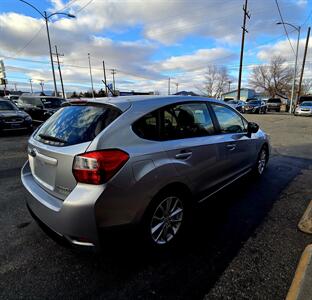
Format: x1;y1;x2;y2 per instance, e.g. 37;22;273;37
18;1;75;97
277;22;300;114
44;11;58;96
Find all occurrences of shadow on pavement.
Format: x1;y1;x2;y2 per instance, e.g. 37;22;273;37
48;155;311;300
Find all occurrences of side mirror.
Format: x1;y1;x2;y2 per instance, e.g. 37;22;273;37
247;122;259;137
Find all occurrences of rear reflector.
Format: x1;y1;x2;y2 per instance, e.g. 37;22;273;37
73;149;129;184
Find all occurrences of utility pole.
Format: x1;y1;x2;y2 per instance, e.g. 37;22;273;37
111;69;116;93
53;45;66;98
44;11;58;96
39;80;44;94
29;79;33;93
237;0;250;100
228;80;232;92
88;53;95;98
168;77;171;95
14;83;17;91
297;26;310;102
102;60;108;96
175;82;179;94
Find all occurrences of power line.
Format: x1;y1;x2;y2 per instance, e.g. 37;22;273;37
54;0;81;13
274;0;296;55
11;25;45;57
76;0;94;14
301;9;312;27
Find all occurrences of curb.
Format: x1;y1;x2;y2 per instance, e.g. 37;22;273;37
298;200;312;234
286;245;312;300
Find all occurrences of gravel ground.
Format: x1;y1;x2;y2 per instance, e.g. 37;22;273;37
205;167;312;300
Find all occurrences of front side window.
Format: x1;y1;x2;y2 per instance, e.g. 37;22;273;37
211;104;245;134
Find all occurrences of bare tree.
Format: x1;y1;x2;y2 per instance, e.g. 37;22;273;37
249;56;293;98
300;78;312;95
203;65;230;98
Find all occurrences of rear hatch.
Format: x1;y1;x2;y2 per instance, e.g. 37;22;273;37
28;102;122;200
267;99;281;107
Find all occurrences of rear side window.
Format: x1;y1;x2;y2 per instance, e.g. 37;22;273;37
268;99;281;103
132;102;215;141
161;102;214;140
41;98;64;109
34;105;121;146
211;104;245;134
132;111;160;140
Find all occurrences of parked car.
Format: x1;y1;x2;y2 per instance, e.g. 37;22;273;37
267;98;282;112
294;101;312;116
227;100;246;113
4;94;20;102
16;95;65;122
244;100;267;114
298;95;312;104
0;99;32;133
21;96;270;250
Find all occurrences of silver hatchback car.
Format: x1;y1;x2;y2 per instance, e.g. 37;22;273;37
21;96;270;250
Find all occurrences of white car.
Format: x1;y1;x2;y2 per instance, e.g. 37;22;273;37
295;101;312;116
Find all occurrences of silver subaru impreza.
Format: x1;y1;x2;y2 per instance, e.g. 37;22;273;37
21;96;270;250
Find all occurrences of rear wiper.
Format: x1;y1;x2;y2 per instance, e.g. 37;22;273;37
39;134;67;144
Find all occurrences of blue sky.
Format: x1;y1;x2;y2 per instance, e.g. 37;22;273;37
0;0;312;94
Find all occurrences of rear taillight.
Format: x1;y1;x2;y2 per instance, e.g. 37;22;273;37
73;149;129;185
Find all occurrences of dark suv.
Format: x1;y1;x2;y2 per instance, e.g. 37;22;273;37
267;98;282;112
16;96;65;122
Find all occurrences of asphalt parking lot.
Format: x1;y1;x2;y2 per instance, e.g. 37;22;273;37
0;112;311;299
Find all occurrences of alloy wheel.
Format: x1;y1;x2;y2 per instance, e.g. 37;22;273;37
258;149;267;175
150;196;184;245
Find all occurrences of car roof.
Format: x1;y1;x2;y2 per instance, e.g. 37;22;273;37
79;95;222;112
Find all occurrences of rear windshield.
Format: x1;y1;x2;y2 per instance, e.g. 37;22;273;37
268;99;281;103
0;101;17;110
34;105;121;146
20;97;43;106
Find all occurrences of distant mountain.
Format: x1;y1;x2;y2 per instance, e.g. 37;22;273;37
173;91;200;96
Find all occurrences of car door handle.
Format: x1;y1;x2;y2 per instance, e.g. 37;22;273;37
175;151;192;159
226;144;236;151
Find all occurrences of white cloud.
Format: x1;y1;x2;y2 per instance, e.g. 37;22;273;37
158;48;235;71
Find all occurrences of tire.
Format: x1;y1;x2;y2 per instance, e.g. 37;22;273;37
277;108;280;112
252;146;269;177
142;188;190;250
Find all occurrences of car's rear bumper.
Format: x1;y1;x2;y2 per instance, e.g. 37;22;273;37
21;160;102;249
